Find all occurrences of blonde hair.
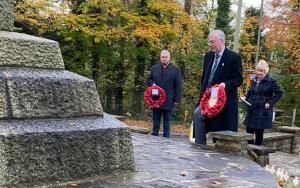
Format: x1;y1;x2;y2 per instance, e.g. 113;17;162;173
256;60;269;73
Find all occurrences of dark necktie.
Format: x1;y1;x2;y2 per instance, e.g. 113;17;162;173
208;54;220;85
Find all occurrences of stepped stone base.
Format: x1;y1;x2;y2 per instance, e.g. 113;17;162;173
0;31;64;69
0;68;103;119
0;114;135;187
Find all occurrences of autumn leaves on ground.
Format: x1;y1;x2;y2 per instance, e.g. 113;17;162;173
122;119;190;134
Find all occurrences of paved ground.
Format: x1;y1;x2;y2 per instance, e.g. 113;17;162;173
133;126;300;180
270;152;300;178
50;132;280;188
171;132;300;180
170;132;300;180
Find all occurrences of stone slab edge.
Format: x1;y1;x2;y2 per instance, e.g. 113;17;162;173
0;115;135;187
0;0;14;31
249;144;275;155
278;126;300;134
264;132;294;140
0;31;64;69
210;131;253;141
0;68;103;119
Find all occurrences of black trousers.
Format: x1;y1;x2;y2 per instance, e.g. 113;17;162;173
246;127;264;145
152;109;172;138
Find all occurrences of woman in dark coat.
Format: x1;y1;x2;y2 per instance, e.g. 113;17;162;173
243;60;283;145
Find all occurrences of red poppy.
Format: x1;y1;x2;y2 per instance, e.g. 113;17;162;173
200;84;227;118
144;85;166;108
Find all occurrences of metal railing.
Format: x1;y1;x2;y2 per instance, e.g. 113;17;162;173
273;108;298;128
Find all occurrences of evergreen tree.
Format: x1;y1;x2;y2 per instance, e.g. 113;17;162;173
215;0;232;45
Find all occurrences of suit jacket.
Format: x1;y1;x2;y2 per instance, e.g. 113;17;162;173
147;63;182;110
199;47;243;132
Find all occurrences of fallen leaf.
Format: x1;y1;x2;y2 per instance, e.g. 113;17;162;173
179;171;188;176
227;162;244;170
211;180;222;184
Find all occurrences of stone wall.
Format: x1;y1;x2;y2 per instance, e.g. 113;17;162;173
263;132;294;153
210;131;253;156
278;126;300;154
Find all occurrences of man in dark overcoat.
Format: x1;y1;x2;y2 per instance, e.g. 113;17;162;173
147;50;182;138
193;30;243;145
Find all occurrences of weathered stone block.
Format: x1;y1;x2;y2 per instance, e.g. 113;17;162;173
278;126;300;154
210;131;253;141
256;155;269;167
0;115;135;187
264;132;294;140
0;31;64;69
278;126;300;135
263;132;294;153
249;144;275;166
249;144;275;155
0;68;103;119
284;139;291;145
212;131;253;156
0;79;8;118
216;140;242;152
0;0;14;31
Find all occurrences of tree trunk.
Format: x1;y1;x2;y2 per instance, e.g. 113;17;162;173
179;0;193;79
114;39;126;114
184;0;192;15
105;88;113;113
132;40;146;114
215;0;232;42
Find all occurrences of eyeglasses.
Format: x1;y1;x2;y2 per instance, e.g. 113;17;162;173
208;40;217;45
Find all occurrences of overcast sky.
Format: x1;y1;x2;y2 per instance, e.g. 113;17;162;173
231;0;264;16
177;0;262;8
232;0;263;10
244;0;262;8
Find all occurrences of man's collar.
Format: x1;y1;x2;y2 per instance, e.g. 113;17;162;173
161;62;171;69
216;47;225;57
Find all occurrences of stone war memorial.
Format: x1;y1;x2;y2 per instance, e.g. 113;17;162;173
0;0;135;187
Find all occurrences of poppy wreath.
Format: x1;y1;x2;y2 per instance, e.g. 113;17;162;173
200;84;227;118
144;84;167;108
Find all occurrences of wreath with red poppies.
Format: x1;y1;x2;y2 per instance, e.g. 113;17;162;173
144;84;166;108
200;84;227;118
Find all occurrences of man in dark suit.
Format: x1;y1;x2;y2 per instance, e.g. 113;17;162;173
193;30;243;145
147;50;182;138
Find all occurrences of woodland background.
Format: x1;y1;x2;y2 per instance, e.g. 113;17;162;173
14;0;300;125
